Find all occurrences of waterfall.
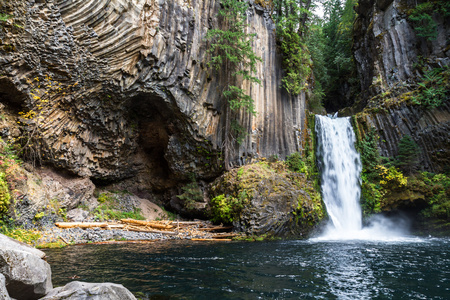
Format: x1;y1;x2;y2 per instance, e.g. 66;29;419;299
316;115;362;235
315;115;408;240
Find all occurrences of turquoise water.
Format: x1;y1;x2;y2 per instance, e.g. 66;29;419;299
45;237;449;299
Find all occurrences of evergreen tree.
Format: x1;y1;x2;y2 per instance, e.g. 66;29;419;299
396;135;420;174
321;0;357;111
207;0;262;169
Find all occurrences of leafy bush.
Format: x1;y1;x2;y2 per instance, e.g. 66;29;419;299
210;193;248;224
177;175;203;211
412;68;448;109
97;192;113;203
357;128;381;178
420;173;450;220
361;181;382;216
0;225;41;245
377;165;407;190
0;173;11;217
94;192;145;221
286;152;307;174
408;2;438;40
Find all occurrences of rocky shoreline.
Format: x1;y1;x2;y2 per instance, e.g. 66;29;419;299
37;224;222;247
0;233;138;300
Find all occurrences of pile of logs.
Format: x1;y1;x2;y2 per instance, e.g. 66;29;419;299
55;219;237;241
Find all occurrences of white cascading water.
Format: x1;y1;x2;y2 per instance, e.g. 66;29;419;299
316;115;362;235
315;115;408;240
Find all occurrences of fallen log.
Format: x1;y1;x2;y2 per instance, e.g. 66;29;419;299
125;225;177;235
198;226;233;231
55;222;108;229
171;221;204;225
211;233;238;238
191;238;232;242
120;219;174;230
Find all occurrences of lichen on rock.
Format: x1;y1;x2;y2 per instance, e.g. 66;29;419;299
210;161;324;237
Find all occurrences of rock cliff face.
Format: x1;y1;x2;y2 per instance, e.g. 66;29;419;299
0;0;307;195
352;0;449;172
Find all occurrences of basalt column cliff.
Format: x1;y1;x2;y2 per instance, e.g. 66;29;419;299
352;0;449;173
0;0;307;193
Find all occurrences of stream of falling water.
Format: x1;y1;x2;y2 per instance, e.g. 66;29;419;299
315;115;408;240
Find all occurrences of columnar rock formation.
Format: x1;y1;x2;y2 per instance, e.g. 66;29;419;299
352;0;449;172
0;0;307;192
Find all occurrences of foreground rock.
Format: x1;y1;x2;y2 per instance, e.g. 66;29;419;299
41;281;137;300
1;233;138;299
0;273;11;300
0;234;52;300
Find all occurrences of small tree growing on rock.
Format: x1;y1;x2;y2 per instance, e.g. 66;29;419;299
395;135;420;174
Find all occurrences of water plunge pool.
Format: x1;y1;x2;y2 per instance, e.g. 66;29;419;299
44;237;449;299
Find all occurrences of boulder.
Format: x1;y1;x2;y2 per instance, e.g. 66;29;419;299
40;281;137;300
0;274;11;300
0;235;52;300
210;163;324;237
0;233;46;259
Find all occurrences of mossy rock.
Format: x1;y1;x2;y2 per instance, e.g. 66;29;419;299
210;162;324;238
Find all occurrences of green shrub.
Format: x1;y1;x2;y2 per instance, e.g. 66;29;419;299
395;135;420;174
177;175;203;211
412;67;448;109
361;181;382;216
210;194;248;224
408;1;450;41
97;192;113;203
357;127;381;178
0;173;11;216
286;152;307;173
420;173;450;220
0;225;41;245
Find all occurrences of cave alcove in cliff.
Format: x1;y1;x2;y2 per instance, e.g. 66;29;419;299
0;77;27;111
126;93;178;189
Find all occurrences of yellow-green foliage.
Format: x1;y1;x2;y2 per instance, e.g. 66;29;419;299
295;187;324;226
418;173;449;220
97;192;113;203
210;194;248;224
377;165;407;189
0;172;10;216
0;226;41;245
94;192;145;221
36;241;67;249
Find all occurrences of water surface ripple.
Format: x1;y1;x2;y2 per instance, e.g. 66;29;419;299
45;238;449;299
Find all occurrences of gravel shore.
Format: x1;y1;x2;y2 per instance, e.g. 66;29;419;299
38;225;216;246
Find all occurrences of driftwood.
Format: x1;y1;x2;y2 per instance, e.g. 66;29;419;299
172;221;204;225
191;238;232;242
55;222;108;229
198;226;233;231
120;219;174;230
211;233;239;238
125;225;177;235
54;219;235;241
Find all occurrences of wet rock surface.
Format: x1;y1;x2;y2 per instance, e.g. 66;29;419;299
0;235;53;300
40;281;137;300
0;234;138;300
0;273;11;300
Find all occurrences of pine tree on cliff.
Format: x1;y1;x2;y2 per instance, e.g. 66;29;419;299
207;0;261;169
396;135;420;174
